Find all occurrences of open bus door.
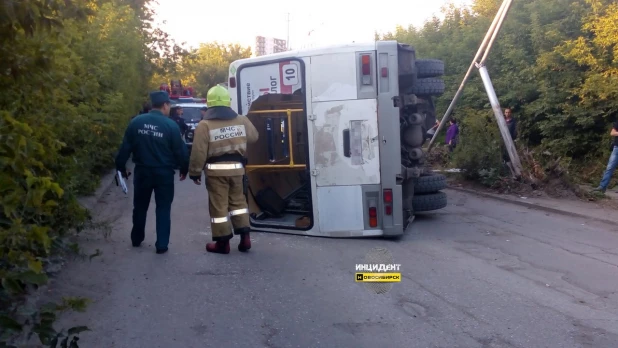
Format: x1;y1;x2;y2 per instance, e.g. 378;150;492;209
232;58;320;236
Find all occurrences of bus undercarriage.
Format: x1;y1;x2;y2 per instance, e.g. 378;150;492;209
395;44;448;226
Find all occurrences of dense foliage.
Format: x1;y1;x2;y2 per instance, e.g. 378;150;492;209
379;0;618;187
0;0;189;345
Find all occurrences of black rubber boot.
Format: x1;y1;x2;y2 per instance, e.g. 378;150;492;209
238;232;251;252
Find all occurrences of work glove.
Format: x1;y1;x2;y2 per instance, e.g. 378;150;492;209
190;174;203;186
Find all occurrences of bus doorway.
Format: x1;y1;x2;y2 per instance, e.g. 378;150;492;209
231;58;318;235
243;92;315;233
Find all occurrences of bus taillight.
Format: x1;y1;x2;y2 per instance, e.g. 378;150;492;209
361;54;371;85
381;67;388;78
369;207;377;227
383;189;393;216
362;55;370;74
229;77;236;88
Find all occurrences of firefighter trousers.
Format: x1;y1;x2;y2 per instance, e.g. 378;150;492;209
206;175;250;241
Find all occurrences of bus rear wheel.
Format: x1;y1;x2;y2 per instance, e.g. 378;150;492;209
412;192;448;212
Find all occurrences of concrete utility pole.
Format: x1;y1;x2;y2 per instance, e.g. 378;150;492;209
427;0;522;178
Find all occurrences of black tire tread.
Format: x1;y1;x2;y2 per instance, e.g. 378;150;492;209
412;192;447;212
408;78;445;96
416;59;445;78
413;173;447;194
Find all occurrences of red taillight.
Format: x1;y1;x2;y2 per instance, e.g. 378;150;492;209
383;189;392;203
381;67;388;77
361;55;370;75
229;77;236;88
369;207;377;227
383;189;393;216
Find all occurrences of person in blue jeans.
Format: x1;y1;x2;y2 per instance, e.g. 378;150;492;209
592;121;618;193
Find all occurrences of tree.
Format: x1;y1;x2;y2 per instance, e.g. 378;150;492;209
160;42;252;96
377;0;617;185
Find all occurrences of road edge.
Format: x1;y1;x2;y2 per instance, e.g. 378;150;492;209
445;186;617;225
77;168;119;212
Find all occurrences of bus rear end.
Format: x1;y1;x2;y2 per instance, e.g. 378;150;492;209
225;41;445;238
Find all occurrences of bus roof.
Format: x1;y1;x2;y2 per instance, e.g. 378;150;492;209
231;41;379;69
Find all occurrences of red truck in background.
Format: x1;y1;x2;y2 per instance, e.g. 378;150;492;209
159;79;206;103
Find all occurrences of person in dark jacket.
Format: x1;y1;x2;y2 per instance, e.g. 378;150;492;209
170;105;188;137
502;108;517;163
505;108;517;140
131;102;152;120
115;91;189;254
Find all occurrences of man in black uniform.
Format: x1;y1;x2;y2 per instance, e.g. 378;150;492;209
115;91;189;254
170;105;189;137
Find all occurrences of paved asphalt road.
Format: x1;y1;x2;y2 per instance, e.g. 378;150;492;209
48;170;618;348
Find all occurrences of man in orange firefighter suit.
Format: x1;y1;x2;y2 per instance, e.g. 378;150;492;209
189;85;259;254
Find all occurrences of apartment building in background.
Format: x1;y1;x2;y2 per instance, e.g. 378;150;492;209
254;36;288;56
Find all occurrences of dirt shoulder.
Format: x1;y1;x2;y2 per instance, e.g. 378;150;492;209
443;174;618;225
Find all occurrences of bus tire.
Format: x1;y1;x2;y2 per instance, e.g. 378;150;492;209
413;173;447;194
408;78;445;96
412;192;447;212
416;59;444;78
402;179;414;211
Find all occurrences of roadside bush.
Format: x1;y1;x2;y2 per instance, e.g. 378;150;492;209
451;110;507;187
0;111;92;345
0;0;183;345
426;145;451;169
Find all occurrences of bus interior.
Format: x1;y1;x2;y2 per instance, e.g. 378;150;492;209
243;92;313;230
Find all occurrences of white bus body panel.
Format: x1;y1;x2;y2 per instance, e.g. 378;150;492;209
310;53;358;102
317;186;364;233
311;99;381;187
